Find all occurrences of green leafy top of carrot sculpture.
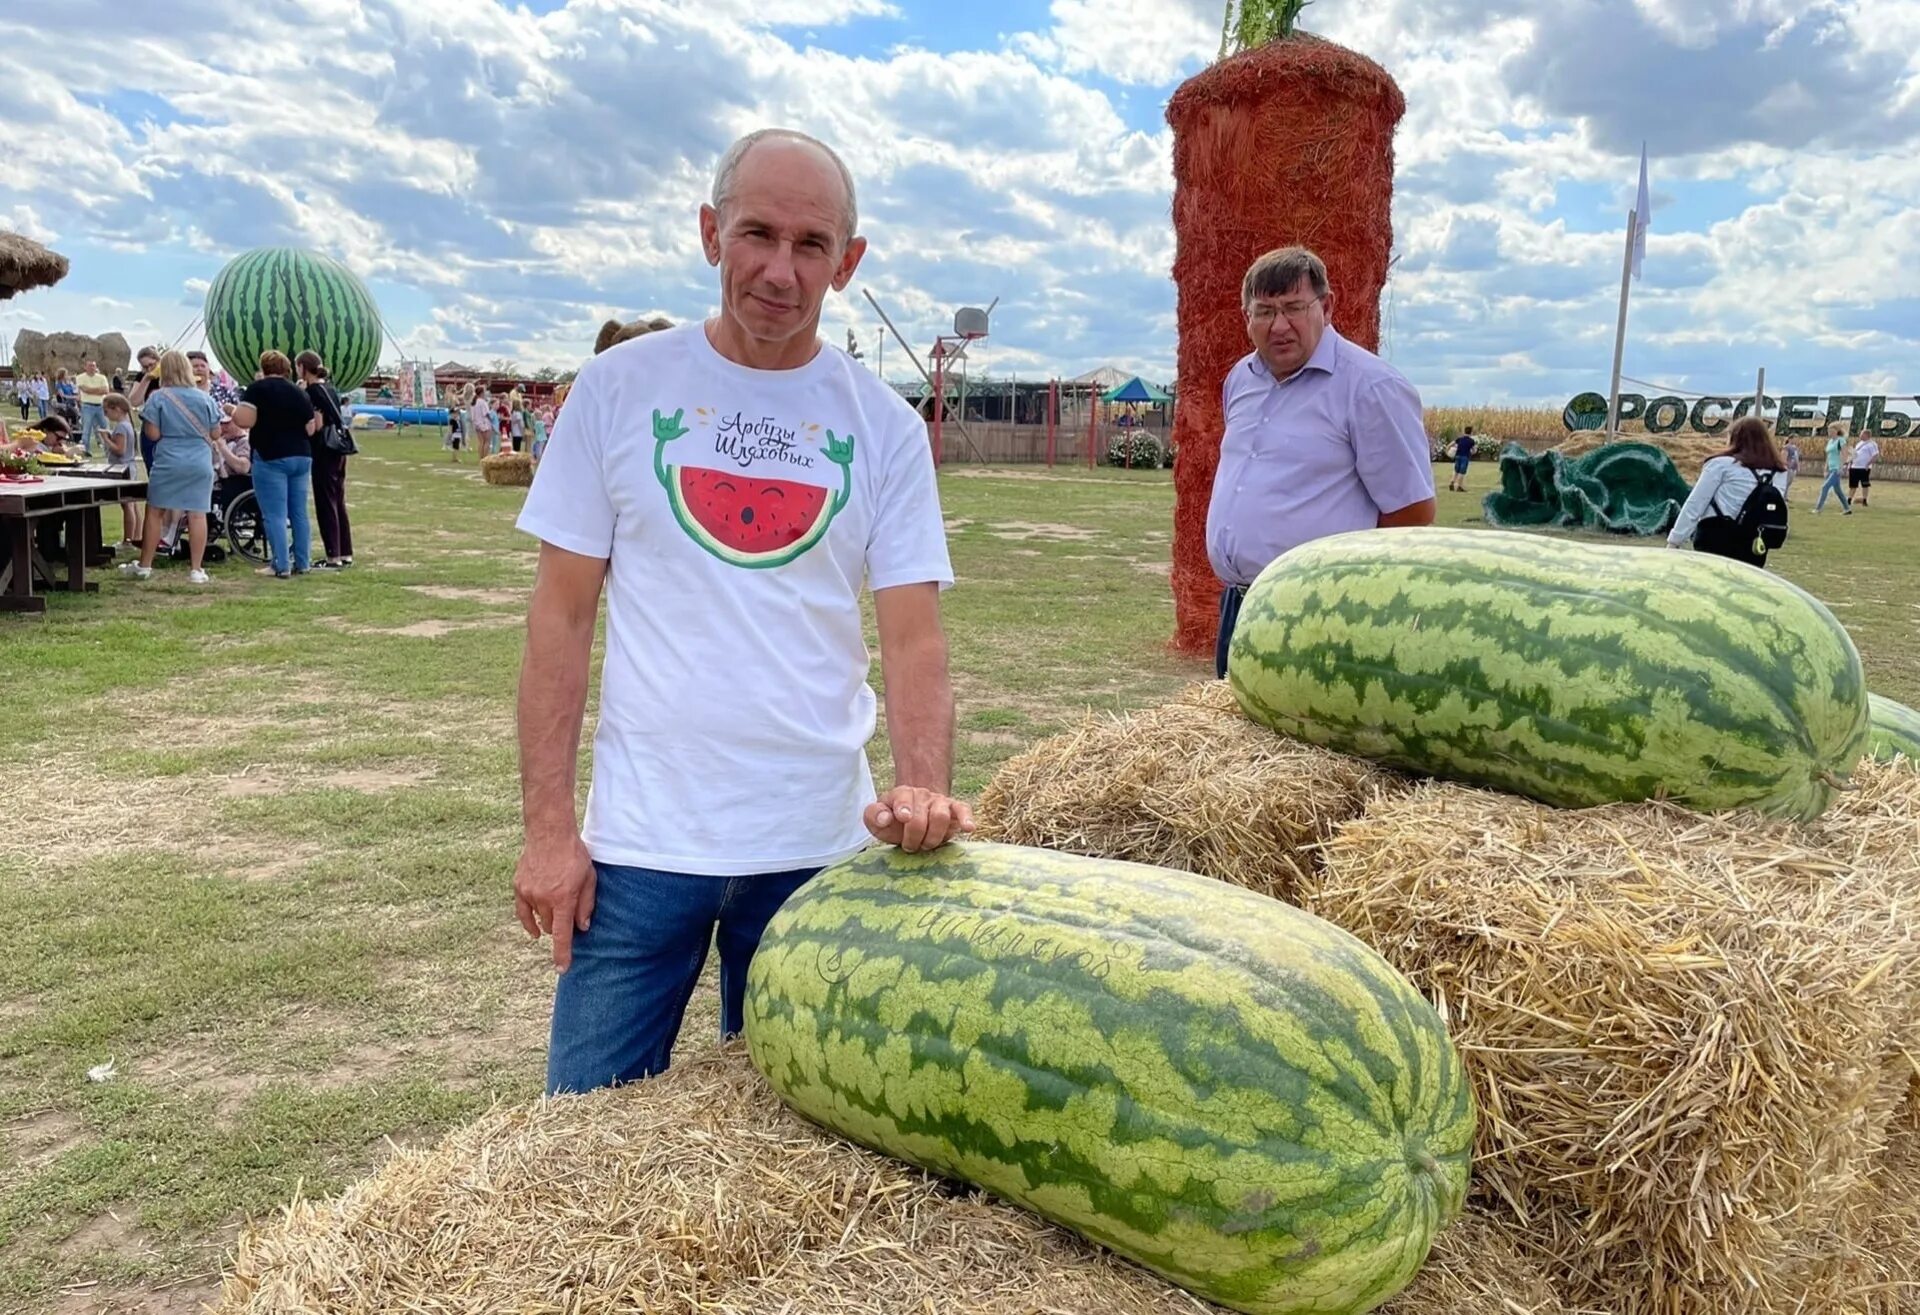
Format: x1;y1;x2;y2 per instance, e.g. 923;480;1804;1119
1219;0;1311;56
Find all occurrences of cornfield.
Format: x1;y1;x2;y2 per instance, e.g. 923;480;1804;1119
1423;407;1570;443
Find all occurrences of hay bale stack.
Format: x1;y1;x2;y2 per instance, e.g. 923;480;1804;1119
215;1048;1214;1315
215;1046;1560;1315
1307;764;1920;1315
977;681;1396;902
480;450;533;486
1861;1097;1920;1313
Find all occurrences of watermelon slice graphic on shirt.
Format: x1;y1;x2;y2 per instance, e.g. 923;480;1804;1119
652;408;855;569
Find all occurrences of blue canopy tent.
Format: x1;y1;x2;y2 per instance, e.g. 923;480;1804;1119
1101;376;1173;404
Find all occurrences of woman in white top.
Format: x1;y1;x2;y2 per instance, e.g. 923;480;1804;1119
1667;416;1786;566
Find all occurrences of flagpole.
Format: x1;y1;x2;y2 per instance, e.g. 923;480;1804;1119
1605;207;1636;437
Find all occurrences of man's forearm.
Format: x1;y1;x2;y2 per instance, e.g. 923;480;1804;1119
518;619;595;840
883;640;955;794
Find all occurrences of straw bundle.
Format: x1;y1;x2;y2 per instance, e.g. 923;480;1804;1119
480;450;533;486
976;681;1396;902
215;1045;1562;1315
1307;763;1920;1315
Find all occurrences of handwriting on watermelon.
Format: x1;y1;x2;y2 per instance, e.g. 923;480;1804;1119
915;907;1130;980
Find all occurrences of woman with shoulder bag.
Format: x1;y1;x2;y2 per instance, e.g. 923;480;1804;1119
1667;416;1790;568
297;351;355;570
119;351;229;584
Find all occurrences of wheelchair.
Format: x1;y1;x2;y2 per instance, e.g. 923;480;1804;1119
163;472;267;565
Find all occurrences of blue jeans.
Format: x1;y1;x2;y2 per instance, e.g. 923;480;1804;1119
79;403;103;455
546;862;818;1095
1815;469;1851;512
251;454;313;573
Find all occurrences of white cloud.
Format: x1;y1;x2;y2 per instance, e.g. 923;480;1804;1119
0;0;1915;399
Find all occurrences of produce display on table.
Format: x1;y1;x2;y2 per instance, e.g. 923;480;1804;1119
1868;692;1920;763
1227;527;1870;821
745;841;1476;1315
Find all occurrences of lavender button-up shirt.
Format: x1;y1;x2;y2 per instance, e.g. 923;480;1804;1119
1206;327;1434;587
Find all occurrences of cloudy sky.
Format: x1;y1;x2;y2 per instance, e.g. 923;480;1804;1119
1;0;1916;405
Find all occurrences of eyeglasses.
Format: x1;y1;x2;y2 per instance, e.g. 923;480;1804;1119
1246;297;1321;325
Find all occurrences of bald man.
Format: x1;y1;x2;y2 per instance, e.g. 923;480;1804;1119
514;129;967;1094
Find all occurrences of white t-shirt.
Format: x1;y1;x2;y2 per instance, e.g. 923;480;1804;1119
1851;439;1880;469
470;398;494;431
516;323;952;875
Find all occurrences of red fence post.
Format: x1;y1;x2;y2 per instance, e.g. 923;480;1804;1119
931;349;944;468
1086;387;1097;469
1052;380;1067;466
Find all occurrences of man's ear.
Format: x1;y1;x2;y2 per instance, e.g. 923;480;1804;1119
699;204;722;267
832;236;869;292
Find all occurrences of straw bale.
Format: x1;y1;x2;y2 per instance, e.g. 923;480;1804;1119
480;450;534;486
1306;761;1920;1315
215;1046;1559;1315
1860;1098;1920;1314
976;681;1397;902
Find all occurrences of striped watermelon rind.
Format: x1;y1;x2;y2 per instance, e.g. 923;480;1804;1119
1227;528;1868;822
203;247;383;392
745;842;1475;1315
1868;693;1920;763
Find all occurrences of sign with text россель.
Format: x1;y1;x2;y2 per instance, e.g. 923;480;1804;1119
1563;391;1917;437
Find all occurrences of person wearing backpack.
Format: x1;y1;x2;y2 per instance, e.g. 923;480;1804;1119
1666;416;1789;568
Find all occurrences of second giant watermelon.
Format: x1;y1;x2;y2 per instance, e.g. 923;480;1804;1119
1228;528;1867;821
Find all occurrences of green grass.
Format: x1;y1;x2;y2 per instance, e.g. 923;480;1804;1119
0;432;1915;1310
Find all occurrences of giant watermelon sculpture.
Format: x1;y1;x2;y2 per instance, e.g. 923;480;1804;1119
203;247;383;392
746;841;1476;1315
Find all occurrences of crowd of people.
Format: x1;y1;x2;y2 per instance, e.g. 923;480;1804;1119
5;344;359;583
443;382;555;463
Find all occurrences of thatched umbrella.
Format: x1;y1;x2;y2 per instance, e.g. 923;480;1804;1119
0;230;70;301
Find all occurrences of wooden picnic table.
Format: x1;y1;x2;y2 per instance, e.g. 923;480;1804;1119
0;473;148;613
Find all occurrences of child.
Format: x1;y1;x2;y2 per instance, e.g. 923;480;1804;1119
446;407;464;462
101;393;142;546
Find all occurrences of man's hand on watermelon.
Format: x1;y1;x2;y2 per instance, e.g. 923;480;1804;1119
865;786;975;852
868;582;970;852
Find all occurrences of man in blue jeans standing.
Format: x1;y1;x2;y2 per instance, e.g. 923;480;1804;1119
513;128;968;1096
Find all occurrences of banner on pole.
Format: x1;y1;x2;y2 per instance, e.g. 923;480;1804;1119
1632;145;1650;281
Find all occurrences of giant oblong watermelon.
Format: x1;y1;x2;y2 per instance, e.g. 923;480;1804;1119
745;842;1475;1315
203;247;383;392
1227;527;1869;821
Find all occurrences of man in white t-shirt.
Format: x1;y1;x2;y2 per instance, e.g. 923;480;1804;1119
514;128;967;1095
1849;434;1880;508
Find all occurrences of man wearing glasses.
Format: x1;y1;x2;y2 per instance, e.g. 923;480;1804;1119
1205;246;1435;677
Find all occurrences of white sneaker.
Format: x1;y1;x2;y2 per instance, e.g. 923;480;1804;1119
119;562;152;580
188;569;210;584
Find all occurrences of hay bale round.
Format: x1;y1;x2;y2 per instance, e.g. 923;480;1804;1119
976;681;1397;903
1306;762;1920;1315
213;1046;1562;1315
480;451;533;487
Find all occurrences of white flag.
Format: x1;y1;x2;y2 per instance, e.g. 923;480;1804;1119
1631;144;1650;281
